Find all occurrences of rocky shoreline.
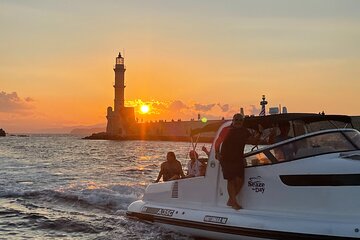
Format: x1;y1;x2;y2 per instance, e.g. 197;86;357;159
0;128;6;137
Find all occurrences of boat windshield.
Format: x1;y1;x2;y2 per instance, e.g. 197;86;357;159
305;119;352;132
244;129;360;167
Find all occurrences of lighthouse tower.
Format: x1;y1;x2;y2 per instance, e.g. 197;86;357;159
259;95;268;116
106;52;135;136
114;52;126;112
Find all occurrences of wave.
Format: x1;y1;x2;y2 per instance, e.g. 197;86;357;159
38;217;109;233
0;183;145;211
0;207;110;234
0;186;194;239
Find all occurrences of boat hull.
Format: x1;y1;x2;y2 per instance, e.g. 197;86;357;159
127;127;360;239
127;200;360;240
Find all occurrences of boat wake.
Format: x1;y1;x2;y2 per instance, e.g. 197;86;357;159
0;183;186;239
0;183;144;211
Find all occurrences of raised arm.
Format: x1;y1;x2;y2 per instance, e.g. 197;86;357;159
154;164;164;183
202;146;210;157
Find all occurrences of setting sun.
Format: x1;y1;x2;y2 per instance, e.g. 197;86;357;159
140;105;150;114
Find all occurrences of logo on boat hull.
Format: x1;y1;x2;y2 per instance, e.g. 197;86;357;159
141;206;175;217
204;215;228;224
248;176;265;194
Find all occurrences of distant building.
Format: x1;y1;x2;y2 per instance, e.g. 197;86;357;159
282;106;288;114
240;107;244;116
106;53;135;136
269;107;279;115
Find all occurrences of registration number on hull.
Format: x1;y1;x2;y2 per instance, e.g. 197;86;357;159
204;215;228;224
141;206;175;217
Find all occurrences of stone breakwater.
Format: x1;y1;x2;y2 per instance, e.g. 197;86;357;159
85;119;222;143
84;132;214;143
84;116;360;142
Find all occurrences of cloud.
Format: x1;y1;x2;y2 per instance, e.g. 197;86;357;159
25;97;34;102
169;100;188;111
125;98;263;122
245;105;260;116
194;103;216;112
0;91;34;113
217;103;229;112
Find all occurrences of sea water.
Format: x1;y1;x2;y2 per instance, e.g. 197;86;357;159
0;135;211;239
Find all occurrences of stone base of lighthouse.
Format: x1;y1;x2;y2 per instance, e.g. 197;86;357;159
106;106;136;136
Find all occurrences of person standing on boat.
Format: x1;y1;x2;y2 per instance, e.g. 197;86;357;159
154;152;185;182
215;114;260;210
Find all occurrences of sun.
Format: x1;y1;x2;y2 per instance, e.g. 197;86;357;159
140;105;150;114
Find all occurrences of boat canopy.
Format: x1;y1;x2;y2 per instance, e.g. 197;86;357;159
190;121;226;136
190;113;352;137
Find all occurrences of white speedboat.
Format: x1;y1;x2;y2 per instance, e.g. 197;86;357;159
127;113;360;239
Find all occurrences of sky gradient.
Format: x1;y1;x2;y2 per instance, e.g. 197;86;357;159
1;0;359;133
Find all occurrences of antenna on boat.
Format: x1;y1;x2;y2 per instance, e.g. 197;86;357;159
191;134;200;150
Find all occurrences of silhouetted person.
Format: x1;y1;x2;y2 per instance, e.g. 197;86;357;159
155;152;185;182
215;114;260;210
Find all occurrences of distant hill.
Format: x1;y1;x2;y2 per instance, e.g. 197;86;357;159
0;128;6;137
70;127;105;135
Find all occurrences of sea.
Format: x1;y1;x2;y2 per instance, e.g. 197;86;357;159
0;134;212;240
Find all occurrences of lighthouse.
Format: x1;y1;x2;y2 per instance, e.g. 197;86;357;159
114;52;126;112
106;52;135;136
259;95;268;116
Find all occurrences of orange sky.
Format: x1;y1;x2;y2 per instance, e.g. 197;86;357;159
1;1;359;133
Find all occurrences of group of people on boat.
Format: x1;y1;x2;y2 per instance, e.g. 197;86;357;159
215;114;298;209
154;146;210;183
154;113;295;210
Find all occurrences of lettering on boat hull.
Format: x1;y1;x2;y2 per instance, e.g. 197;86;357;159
203;215;228;224
248;176;265;194
141;206;175;217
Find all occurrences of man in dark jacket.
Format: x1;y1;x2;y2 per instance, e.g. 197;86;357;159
215;114;260;210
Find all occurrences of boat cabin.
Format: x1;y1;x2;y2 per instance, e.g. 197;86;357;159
189;113;356;167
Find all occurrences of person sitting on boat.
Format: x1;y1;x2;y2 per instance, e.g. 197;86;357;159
186;150;205;177
215;113;261;210
154;152;185;182
269;121;297;161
